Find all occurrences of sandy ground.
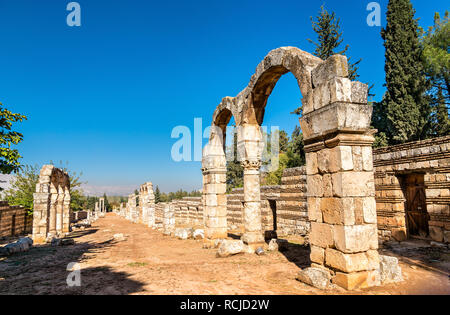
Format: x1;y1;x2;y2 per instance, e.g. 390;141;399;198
0;213;449;295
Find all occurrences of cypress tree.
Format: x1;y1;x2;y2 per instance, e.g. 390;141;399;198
154;186;161;204
378;0;431;144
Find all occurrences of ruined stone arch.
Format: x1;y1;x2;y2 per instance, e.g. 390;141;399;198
203;46;380;289
33;165;71;243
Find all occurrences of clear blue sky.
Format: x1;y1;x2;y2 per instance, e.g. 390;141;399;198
0;0;446;195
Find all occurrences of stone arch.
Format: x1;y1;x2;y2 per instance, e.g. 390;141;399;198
32;165;71;243
202;98;240;245
203;47;380;289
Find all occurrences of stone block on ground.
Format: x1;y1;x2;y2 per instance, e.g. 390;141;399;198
217;240;245;258
193;229;204;240
296;267;331;290
379;255;403;285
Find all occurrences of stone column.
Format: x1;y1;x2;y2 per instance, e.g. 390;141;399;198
49;183;58;237
62;186;71;233
202;135;227;247
163;203;175;235
239;124;264;250
56;184;64;235
33;170;51;243
147;183;156;228
299;55;379;290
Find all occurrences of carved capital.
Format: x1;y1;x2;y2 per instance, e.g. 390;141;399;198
240;160;261;170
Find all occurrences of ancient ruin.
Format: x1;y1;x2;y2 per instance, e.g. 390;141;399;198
32;165;71;243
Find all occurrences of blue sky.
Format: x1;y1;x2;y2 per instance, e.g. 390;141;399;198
0;0;447;195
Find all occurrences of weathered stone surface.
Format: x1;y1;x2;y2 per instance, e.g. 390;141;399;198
333;224;378;254
296;267;331;290
429;226;444;242
193;229;205;240
310;245;325;264
268;239;278;251
310;222;334;248
325;248;369;273
217;240;245;258
113;233;126;242
332;270;380;290
311;55;348;88
379;255;403;284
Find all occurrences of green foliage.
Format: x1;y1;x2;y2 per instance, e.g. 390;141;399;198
157;189;201;203
103;193;111;211
263;153;289;185
226;131;244;192
421;11;450;137
154;186;161;203
375;0;432;144
3;165;39;213
0;101;27;175
307;5;361;80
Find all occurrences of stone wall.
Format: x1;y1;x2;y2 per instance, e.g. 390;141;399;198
0;202;32;238
373;135;450;243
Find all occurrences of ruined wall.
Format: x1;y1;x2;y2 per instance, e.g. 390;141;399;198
0;202;32;238
226;167;308;237
373;135;450;243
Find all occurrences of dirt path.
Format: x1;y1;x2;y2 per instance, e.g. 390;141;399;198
1;213;449;295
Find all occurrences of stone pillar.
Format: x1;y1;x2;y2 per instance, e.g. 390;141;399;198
239;124;264;250
163;203;175;235
32;167;52;243
202;133;228;247
299;55;379;290
147;183;156;228
49;183;58;236
62;186;71;233
56;184;64;235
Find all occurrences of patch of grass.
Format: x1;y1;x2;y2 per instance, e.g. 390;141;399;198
127;262;148;267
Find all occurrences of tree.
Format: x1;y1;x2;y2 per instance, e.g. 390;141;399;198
421;11;450;107
0;101;27;175
307;5;361;80
292;5;365;116
286;126;305;168
376;0;431;144
420;11;450;137
155;186;161;203
3;165;39;213
226;131;243;192
103;193;111;212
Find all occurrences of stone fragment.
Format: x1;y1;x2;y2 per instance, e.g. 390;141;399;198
217;240;245;258
268;239;278;251
296;267;331;290
311;55;348;88
193;229;205;240
429;226;444;242
379;255;403;284
325;248;369;273
113;233;126;242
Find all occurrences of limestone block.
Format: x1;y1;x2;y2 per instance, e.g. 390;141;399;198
311;55;348;88
444;231;450;243
332;270;379;290
366;250;380;270
362;197;377;224
429;226;444;242
310;222;334;248
310;245;325;264
300;103;373;140
307;175;323;197
351;81;368;104
361;146;373;171
307;197;322;222
379;255;403;284
306;152;318;175
321;198;355;226
333;224;378;254
325;248;369;273
329;77;352;104
296;267;331;290
332;172;375;197
217;240;245;258
323;174;333;197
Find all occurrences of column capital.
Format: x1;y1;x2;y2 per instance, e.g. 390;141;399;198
240;159;261;170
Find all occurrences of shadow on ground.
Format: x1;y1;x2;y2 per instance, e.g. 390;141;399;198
0;227;146;295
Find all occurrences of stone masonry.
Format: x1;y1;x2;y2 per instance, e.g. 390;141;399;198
32;165;71;243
